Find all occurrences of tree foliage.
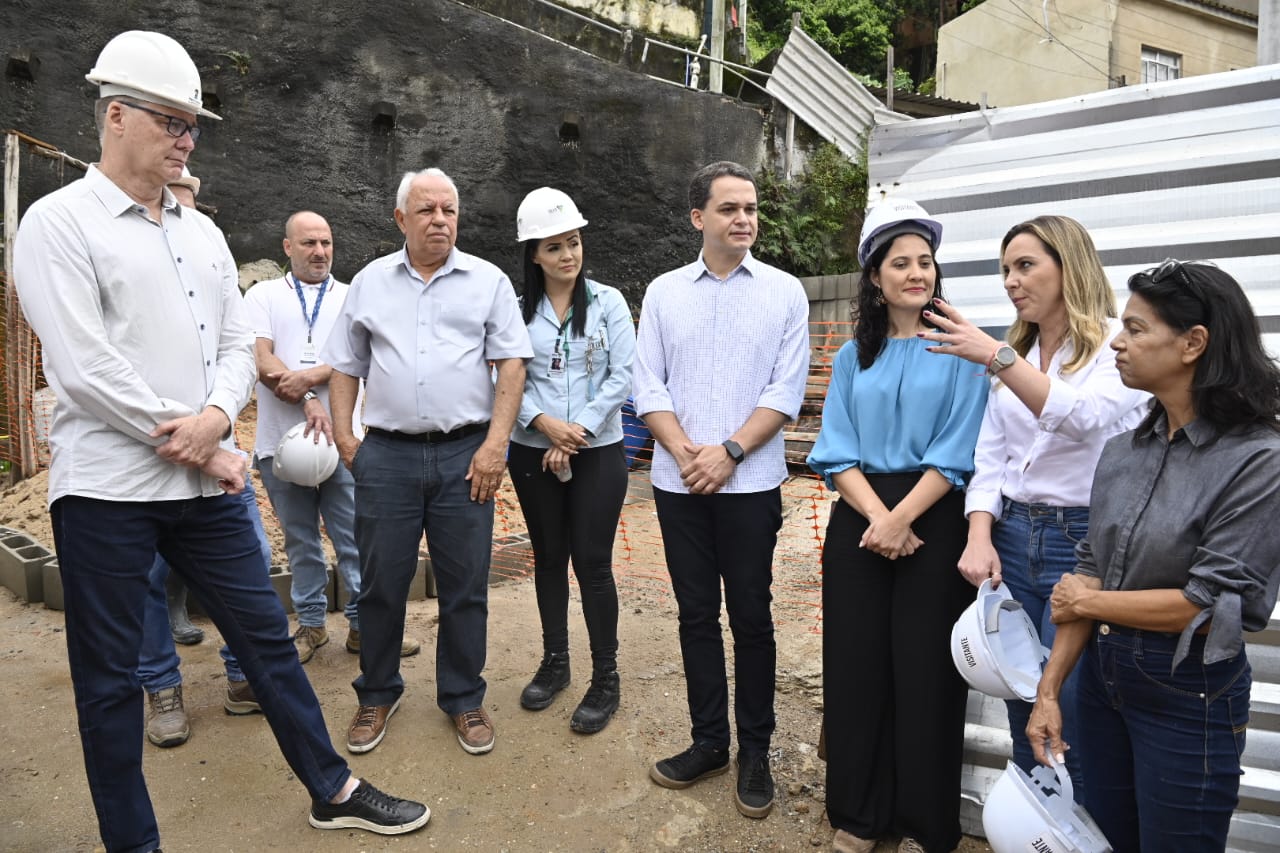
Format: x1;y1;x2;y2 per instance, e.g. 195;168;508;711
747;0;895;76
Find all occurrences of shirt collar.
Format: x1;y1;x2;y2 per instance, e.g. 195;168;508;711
1134;409;1218;447
694;250;757;283
397;245;467;283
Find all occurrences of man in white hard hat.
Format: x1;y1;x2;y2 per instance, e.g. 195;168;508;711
243;211;422;666
633;161;810;820
323;168;532;757
12;30;429;851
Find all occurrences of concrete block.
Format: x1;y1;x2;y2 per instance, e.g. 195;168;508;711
0;532;55;603
42;559;62;611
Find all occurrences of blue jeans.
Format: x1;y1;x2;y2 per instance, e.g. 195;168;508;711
1078;625;1250;852
352;429;493;713
52;492;348;853
136;475;272;689
256;455;360;630
991;499;1087;798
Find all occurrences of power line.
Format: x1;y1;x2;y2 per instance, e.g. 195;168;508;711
939;29;1106;83
1004;0;1124;83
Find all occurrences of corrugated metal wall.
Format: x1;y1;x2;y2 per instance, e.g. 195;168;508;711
862;63;1280;851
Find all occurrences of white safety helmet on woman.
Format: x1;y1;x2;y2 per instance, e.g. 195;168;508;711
983;754;1112;853
951;578;1046;701
857;198;943;267
86;30;222;120
516;187;589;242
272;423;340;487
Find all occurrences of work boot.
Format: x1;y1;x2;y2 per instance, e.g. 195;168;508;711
294;624;329;664
224;678;262;715
166;572;203;645
146;686;190;747
520;652;570;710
570;668;620;734
345;627;421;657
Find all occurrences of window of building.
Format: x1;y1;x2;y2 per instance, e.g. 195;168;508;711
1141;47;1182;83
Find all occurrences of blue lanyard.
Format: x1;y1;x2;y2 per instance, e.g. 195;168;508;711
288;274;329;343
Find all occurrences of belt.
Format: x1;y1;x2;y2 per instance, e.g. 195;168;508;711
367;423;489;444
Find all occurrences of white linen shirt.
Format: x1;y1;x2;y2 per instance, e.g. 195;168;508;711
964;318;1150;517
13;166;255;506
322;246;532;433
242;274;352;458
513;280;636;449
632;251;810;494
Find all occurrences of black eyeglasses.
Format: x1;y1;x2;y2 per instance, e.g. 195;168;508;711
118;101;202;143
1145;258;1218;287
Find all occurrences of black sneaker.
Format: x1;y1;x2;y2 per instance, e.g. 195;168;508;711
309;779;430;835
649;743;730;789
734;750;774;818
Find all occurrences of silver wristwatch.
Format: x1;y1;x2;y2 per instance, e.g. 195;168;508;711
988;345;1017;376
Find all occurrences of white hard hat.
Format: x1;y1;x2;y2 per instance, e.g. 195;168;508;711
272;422;339;487
169;166;201;197
516;187;588;242
951;578;1046;701
857;198;942;267
983;755;1112;853
86;30;222;120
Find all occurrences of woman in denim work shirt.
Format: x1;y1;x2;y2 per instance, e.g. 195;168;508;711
508;188;636;734
1025;261;1280;852
919;216;1149;796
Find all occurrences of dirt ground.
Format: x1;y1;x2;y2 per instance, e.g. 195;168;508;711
0;427;992;852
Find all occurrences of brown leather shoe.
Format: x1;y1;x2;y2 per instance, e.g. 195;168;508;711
294;624;329;664
224;679;262;715
452;707;495;755
347;699;400;754
345;627;421;657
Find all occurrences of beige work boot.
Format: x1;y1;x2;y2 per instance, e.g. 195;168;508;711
293;624;329;664
145;686;190;747
344;627;421;657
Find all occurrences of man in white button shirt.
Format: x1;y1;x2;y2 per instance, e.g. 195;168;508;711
12;30;428;850
244;211;421;665
634;161;810;820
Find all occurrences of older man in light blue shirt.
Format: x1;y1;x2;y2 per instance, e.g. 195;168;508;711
325;168;532;758
634;161;810;820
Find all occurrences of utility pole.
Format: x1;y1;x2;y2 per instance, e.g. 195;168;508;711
710;0;725;94
1261;0;1279;65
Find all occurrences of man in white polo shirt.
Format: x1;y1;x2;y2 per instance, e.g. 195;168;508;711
244;211;420;665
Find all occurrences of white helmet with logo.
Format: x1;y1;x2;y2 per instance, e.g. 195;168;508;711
983;754;1112;853
516;187;589;242
272;422;339;487
951;578;1046;701
86;30;221;120
857;197;942;267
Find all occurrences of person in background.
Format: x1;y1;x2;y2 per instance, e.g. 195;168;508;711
808;199;988;853
508;187;635;734
920;215;1148;796
634;161;810;820
1027;260;1280;852
13;30;429;848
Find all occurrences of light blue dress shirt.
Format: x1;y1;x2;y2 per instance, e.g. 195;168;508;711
513;280;635;449
807;337;990;490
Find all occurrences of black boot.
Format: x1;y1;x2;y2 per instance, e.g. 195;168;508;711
166;571;204;645
570;668;619;734
520;652;570;710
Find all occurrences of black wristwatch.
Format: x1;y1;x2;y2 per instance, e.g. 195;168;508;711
722;439;745;465
302;390;318;403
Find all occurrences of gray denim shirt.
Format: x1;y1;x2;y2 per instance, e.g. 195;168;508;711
1075;412;1280;671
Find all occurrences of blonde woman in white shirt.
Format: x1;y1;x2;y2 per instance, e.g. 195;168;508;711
918;215;1149;798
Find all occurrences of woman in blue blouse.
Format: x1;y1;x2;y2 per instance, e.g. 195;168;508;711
508;188;636;734
809;200;988;853
1027;261;1280;852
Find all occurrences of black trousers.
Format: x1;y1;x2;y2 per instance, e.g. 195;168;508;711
653;486;782;755
823;475;972;853
508;441;627;668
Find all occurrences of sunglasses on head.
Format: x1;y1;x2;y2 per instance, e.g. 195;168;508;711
1144;258;1219;287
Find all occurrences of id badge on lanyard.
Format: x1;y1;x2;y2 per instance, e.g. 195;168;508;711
292;274;329;365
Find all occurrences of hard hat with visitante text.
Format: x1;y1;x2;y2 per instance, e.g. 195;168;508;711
87;30;222;120
516;187;589;242
983;754;1112;852
951;578;1046;701
272;422;339;487
857;197;942;267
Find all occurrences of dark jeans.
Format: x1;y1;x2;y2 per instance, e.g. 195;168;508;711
822;478;972;853
352;429;493;713
652;486;781;754
508;441;626;668
1077;625;1250;853
52;494;349;853
992;498;1088;798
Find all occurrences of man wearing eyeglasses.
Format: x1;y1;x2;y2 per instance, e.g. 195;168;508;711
13;30;429;852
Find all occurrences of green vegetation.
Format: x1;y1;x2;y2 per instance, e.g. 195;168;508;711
754;142;868;277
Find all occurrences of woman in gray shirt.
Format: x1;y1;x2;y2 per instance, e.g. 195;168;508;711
1026;260;1280;853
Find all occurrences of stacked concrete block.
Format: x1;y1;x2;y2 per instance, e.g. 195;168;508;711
0;530;56;604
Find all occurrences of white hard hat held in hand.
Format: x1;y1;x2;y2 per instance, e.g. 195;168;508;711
516;187;589;242
272;423;339;487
